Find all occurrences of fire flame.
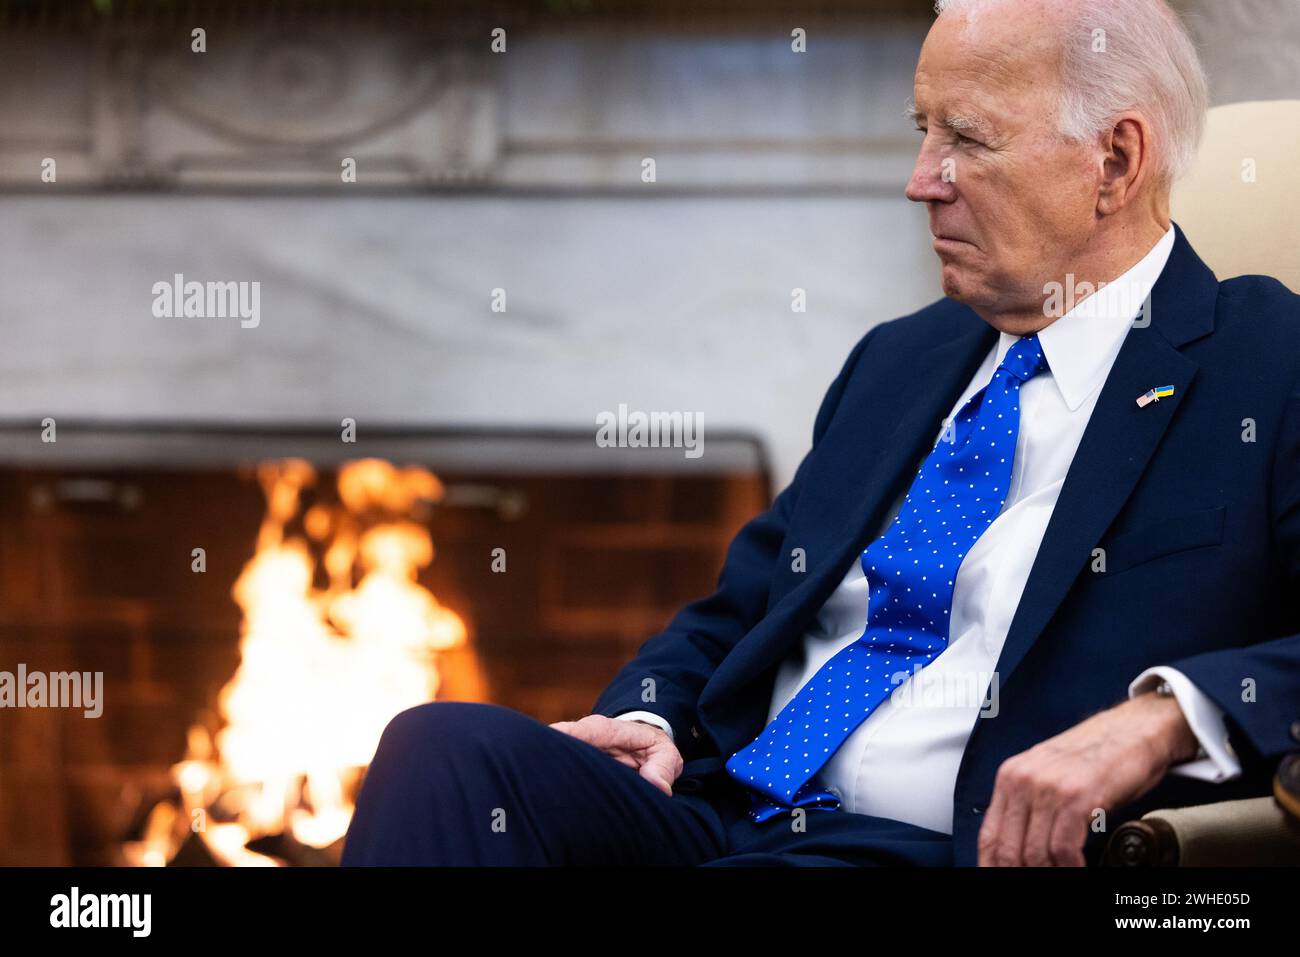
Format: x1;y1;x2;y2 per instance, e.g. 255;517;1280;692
123;458;470;866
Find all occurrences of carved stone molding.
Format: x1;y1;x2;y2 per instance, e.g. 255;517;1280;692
0;21;499;188
3;2;1293;192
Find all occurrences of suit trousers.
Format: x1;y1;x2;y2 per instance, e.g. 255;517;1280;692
341;702;953;866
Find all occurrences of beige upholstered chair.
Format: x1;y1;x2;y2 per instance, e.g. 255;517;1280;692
1104;100;1300;866
1170;99;1300;293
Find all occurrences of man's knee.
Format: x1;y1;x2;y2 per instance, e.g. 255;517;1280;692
372;701;545;767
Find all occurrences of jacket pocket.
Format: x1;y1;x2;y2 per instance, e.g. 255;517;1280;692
1097;505;1226;577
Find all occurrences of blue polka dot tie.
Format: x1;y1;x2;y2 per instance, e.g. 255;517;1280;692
726;334;1050;822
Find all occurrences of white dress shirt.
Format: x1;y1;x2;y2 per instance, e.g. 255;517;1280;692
621;224;1241;832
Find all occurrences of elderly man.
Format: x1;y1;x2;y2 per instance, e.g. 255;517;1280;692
343;0;1300;867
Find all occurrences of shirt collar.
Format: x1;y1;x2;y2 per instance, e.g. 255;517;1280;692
994;224;1176;411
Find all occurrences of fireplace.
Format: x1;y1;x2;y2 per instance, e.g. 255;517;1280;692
0;422;770;865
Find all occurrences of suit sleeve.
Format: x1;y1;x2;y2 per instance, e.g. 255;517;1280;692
591;323;884;754
1166;371;1300;770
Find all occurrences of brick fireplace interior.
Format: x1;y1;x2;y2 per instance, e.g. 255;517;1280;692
0;424;770;865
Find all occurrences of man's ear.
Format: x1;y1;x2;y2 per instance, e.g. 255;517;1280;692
1097;113;1152;216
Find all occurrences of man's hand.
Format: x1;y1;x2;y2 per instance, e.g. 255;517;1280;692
978;691;1201;867
548;714;684;796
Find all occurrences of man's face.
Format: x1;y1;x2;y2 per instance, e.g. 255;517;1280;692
905;6;1099;329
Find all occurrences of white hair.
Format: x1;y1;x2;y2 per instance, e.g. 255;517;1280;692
932;0;1208;184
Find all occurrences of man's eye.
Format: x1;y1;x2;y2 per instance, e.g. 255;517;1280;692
955;132;979;146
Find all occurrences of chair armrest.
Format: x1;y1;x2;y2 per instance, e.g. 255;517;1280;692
1104;754;1300;866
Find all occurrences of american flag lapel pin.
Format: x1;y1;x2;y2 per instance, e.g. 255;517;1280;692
1136;384;1175;408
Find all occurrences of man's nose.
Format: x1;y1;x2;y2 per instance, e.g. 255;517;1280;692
905;139;956;205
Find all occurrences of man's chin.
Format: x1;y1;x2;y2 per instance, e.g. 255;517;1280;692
938;268;1001;315
938;264;973;301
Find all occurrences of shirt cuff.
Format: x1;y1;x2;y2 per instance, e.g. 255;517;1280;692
614;710;675;742
1129;666;1243;782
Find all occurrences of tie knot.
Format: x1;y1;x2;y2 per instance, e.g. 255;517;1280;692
998;334;1049;383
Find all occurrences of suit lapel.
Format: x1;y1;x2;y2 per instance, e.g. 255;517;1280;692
987;325;1198;690
988;224;1217;692
699;315;996;745
784;318;999;613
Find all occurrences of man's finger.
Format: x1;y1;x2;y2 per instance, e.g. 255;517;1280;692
1047;804;1089;867
977;779;1010;866
550;717;659;771
994;788;1032;866
1021;783;1062;866
550;716;624;749
638;756;675;796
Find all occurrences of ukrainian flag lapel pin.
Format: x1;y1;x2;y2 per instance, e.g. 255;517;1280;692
1136;384;1175;408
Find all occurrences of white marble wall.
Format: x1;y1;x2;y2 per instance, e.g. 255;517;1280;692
0;193;939;486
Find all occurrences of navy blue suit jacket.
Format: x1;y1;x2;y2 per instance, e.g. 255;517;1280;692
594;223;1300;866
